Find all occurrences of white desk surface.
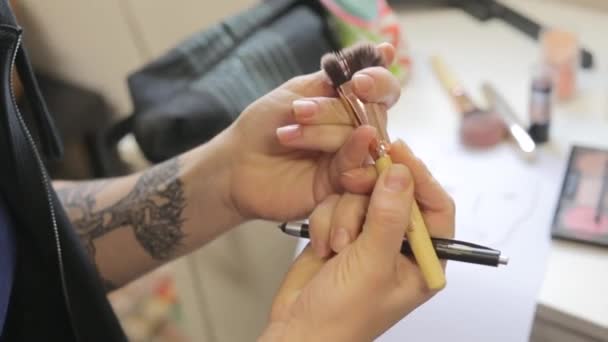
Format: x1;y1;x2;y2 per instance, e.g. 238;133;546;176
295;0;608;340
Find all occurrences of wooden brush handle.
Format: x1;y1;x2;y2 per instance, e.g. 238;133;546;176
374;154;446;290
431;55;461;92
430;56;478;115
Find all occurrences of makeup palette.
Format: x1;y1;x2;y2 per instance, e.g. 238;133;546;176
551;145;608;247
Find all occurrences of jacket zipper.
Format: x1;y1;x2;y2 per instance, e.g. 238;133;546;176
9;34;80;340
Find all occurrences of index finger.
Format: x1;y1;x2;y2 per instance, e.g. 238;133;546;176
351;66;401;107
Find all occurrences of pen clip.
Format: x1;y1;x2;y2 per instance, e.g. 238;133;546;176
430;237;499;252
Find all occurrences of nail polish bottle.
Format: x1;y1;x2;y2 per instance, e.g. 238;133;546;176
528;64;553;144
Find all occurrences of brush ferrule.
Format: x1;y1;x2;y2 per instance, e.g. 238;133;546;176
337;82;368;126
370;139;391;160
365;103;390;142
377;141;390;154
337;82;392;161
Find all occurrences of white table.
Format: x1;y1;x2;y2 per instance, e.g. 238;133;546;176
296;1;608;340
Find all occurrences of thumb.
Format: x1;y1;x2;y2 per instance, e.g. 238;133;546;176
358;164;414;264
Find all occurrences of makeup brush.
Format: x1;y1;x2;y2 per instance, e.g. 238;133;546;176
321;44;394;169
430;55;507;148
320;43;446;290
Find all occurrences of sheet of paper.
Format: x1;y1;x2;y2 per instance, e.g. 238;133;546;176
414;140;562;247
377;137;565;342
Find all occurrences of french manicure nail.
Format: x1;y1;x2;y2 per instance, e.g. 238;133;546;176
276;125;301;142
385;165;409;192
353;74;374;94
332;228;351;252
293;99;317;120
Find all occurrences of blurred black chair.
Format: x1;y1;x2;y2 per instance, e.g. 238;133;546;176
19;73;131;179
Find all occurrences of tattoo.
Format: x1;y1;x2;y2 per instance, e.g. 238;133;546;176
57;157;187;267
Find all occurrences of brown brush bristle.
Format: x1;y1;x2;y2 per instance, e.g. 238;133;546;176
321;42;385;87
321;52;349;87
341;42;385;74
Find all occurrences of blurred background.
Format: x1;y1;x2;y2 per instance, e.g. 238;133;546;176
10;0;608;341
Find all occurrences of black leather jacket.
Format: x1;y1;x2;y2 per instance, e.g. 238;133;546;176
0;2;126;340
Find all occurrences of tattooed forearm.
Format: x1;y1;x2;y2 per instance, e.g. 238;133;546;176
56;157;187;267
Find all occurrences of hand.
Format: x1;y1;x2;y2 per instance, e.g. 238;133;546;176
308;140;456;258
259;140;455;342
218;43;401;221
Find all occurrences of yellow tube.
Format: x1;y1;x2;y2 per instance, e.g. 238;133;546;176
374;154;446;290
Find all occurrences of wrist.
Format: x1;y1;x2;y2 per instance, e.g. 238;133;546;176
260;316;375;342
259;320;308;342
181;131;246;231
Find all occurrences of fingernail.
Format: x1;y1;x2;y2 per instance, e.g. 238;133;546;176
384;164;409;192
276;125;301;142
353;74;374;94
395;139;412;155
342;168;368;179
332;228;351;252
292;99;317;120
313;240;330;258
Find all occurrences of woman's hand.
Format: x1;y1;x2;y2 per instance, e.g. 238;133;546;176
308;140;456;258
259;140;455;342
218;43;401;222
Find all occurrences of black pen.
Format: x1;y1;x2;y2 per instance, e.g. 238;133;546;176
279;222;509;267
